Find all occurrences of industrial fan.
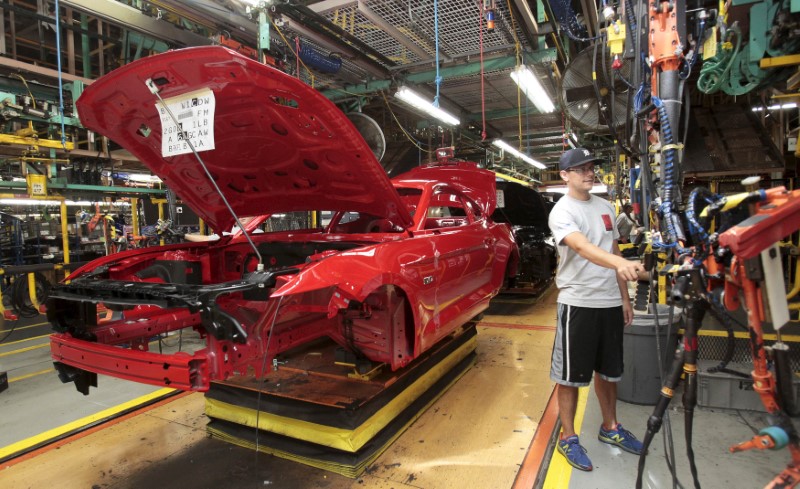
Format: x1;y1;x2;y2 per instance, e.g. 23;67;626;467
560;46;632;132
346;112;386;162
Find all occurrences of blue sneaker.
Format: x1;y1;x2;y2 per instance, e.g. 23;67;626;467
557;435;593;471
598;423;643;455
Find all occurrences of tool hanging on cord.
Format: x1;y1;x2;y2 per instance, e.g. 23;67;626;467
483;0;496;32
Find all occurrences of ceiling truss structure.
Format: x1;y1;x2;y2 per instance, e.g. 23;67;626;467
0;0;605;183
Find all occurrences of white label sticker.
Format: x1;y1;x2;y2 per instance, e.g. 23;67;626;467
157;88;216;157
496;189;505;208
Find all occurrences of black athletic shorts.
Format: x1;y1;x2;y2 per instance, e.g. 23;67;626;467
550;303;624;387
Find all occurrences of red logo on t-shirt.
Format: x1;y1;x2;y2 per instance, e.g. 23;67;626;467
601;214;613;231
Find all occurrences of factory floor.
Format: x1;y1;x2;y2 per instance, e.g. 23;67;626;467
0;288;793;489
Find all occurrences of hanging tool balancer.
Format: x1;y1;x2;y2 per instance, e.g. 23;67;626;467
483;0;496;32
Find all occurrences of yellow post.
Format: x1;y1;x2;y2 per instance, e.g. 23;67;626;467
61;200;70;280
199;218;206;236
131;197;140;238
0;269;6;318
658;252;668;304
157;200;165;246
27;272;40;312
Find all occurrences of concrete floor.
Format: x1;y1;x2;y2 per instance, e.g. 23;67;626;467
0;318;205;454
1;288;797;488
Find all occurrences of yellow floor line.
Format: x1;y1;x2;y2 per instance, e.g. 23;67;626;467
0;334;51;347
0;387;176;460
0;343;48;358
542;386;590;489
0;321;48;334
9;368;54;383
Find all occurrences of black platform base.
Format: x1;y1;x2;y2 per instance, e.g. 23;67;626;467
205;325;478;477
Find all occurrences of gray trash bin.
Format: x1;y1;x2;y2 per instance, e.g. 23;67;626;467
618;304;681;405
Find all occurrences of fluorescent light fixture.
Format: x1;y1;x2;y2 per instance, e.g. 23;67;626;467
752;103;797;112
124;173;162;183
510;65;555;114
493;139;547;169
394;86;460;126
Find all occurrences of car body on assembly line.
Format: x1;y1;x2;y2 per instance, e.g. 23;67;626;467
48;46;519;394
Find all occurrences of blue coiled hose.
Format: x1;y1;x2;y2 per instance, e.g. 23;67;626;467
652;96;685;246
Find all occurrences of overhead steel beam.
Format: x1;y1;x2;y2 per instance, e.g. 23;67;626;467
322;79;392;100
60;0;212;47
466;106;544;121
510;0;542;48
321;49;556;100
579;0;600;38
0;56;93;85
405;49;556;83
168;0;258;39
305;0;357;10
760;54;800;68
0;180;165;195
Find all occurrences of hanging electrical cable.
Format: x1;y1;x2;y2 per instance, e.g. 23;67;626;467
380;92;432;153
551;0;603;42
269;15;315;88
295;37;301;80
9;273;50;319
477;1;487;141
433;0;442;108
54;0;67;149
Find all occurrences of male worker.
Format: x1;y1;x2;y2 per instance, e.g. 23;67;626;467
615;203;638;244
547;148;645;471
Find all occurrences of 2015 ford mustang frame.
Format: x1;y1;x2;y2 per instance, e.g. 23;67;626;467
48;46;519;394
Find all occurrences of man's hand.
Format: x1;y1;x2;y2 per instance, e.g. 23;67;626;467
616;259;644;281
622;298;634;326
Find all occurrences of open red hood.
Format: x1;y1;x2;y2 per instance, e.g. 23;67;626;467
77;46;413;232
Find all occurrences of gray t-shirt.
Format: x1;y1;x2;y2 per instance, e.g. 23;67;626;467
548;194;621;308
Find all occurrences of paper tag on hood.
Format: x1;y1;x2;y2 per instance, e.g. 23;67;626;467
157;88;216;157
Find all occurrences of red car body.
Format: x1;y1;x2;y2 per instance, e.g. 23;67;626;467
48;46;518;393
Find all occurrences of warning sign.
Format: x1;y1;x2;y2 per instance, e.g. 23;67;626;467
157;88;216;157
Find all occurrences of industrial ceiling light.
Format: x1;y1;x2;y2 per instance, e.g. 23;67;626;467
510;65;555;114
492;139;547;169
752;102;797;112
394;86;460;126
